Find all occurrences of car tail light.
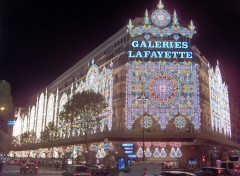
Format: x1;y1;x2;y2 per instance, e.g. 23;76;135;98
26;167;29;169
218;169;222;174
74;173;79;176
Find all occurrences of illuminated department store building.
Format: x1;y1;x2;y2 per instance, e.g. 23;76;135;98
11;1;240;168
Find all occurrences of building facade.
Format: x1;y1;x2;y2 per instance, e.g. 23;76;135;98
11;1;240;169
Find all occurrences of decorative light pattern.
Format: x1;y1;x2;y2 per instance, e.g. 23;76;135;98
59;93;68;112
146;72;181;107
12;115;21;137
96;149;107;158
29;106;35;132
141;116;153;128
89;142;114;151
126;61;201;130
23;115;28;133
159;148;167;157
127;1;196;40
145;147;152;157
174;116;186;128
136;141;181;158
75;61;113;131
46;93;54;126
136;147;143;158
36;93;44;139
153;148;161;157
169;147;176;157
58;93;68;137
175;147;182;157
12;61;113;144
209;62;231;137
151;1;171;27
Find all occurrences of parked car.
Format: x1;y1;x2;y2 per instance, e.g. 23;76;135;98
194;167;231;176
118;162;162;176
62;165;93;176
88;164;108;176
19;162;38;174
221;160;240;176
159;171;196;175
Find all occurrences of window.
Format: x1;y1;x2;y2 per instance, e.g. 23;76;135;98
228;163;234;169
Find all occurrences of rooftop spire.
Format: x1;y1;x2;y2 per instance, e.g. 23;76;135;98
158;0;164;9
189;20;195;31
127;19;134;29
144;9;151;25
172;10;179;26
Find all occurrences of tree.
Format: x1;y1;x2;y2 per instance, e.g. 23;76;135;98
58;89;107;164
0;80;14;117
0;80;14;153
40;122;60;142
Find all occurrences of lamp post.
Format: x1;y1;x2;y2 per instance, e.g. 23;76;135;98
137;78;148;161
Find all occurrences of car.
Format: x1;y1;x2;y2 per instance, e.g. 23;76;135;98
118;162;162;176
62;165;93;176
221;160;240;176
19;162;38;174
194;167;232;176
159;171;196;175
88;164;108;176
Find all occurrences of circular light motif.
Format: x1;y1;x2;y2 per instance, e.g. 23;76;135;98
146;72;181;107
141;116;153;129
174;116;186;128
151;9;171;27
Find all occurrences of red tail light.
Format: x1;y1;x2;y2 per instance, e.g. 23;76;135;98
217;169;222;174
26;167;29;169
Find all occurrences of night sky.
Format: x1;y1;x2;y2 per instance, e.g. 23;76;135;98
0;0;239;106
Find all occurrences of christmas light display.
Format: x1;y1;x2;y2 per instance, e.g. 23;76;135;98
75;61;113;131
126;61;201;130
136;141;181;158
127;1;196;41
58;93;68;137
174;116;186;128
23;115;28;133
209;62;231;137
46;93;54;126
29;106;35;132
36;93;44;139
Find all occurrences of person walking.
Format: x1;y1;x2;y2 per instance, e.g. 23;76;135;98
0;162;4;172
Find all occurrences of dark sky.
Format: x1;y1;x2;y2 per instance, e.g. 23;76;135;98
0;0;240;106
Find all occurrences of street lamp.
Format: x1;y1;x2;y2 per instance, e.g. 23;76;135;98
137;78;148;161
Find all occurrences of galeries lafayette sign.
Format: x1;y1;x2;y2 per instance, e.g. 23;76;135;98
128;40;193;59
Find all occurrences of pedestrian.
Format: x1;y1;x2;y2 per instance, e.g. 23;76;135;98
0;162;4;172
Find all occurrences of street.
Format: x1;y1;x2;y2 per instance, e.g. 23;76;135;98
0;164;63;176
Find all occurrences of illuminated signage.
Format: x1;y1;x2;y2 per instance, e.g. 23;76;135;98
128;154;137;159
7;121;15;126
122;143;134;147
128;41;192;59
124;151;134;154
